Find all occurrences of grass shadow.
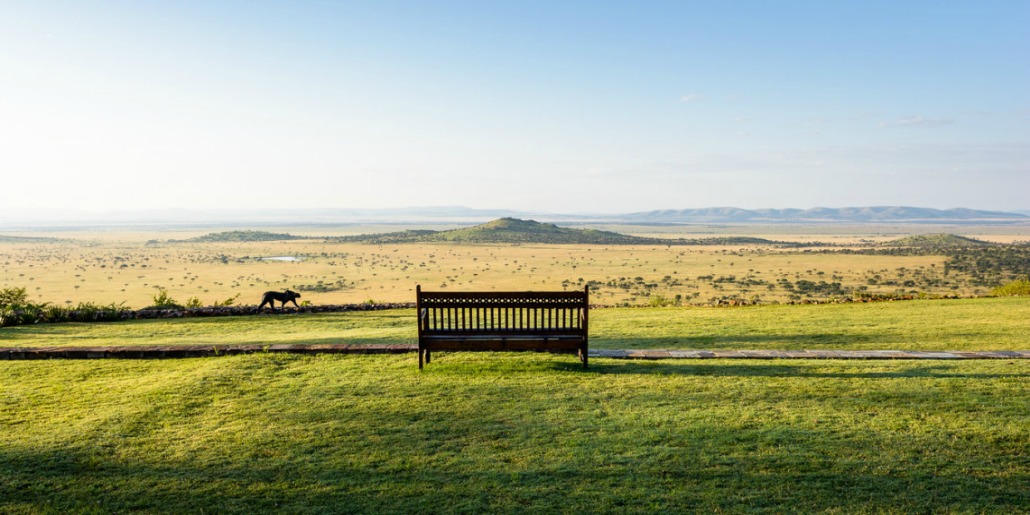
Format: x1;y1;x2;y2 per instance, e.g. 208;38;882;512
581;359;1030;379
593;332;935;350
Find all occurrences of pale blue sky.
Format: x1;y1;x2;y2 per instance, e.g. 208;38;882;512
1;0;1027;214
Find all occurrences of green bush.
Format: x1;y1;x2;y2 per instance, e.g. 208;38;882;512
145;289;185;310
647;294;676;307
70;302;127;322
213;293;240;307
0;288;128;326
991;278;1030;297
1;287;44;327
0;286;29;307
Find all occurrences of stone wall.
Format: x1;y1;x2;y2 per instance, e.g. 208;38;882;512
124;303;416;320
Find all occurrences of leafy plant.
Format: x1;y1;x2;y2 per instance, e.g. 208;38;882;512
1;287;43;327
991;278;1030;297
0;287;29;308
647;294;676;307
146;289;185;310
70;301;127;322
213;293;241;307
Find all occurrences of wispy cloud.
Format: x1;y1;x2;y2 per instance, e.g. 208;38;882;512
879;116;955;129
678;93;702;103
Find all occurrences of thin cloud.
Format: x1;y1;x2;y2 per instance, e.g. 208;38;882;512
678;93;702;103
880;116;955;129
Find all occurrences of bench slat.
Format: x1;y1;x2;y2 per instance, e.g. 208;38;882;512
419;339;584;352
422;308;583;329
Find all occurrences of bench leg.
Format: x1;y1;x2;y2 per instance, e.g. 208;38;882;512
579;347;588;369
418;347;424;370
426;348;431;364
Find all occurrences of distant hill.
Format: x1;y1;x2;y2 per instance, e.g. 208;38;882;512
335;218;800;246
431;218;646;244
0;234;65;243
336;218;643;244
880;234;995;248
184;230;302;242
621;206;1030;223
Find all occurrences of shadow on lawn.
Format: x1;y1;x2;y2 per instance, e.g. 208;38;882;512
1;434;1025;513
592;332;984;350
572;360;1030;379
420;353;1028;380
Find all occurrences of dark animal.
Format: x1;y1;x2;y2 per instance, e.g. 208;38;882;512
258;290;301;311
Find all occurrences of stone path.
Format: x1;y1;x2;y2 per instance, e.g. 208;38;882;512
2;345;1027;360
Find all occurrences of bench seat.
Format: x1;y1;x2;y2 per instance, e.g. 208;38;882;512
416;286;589;369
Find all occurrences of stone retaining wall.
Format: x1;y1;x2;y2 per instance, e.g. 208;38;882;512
124;303;416;319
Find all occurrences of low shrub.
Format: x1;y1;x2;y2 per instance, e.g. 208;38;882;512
991;278;1030;297
144;289;185;310
0;287;129;326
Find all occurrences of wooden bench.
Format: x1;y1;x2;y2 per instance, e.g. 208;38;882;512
416;285;589;369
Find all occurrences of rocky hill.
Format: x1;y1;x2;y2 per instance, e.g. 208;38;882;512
335;218;641;244
182;230;302;242
431;218;645;244
880;234;995;248
334;218;800;246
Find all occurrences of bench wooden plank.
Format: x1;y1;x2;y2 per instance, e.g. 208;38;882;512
416;285;589;369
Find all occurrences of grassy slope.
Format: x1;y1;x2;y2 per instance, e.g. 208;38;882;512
339;217;651;244
1;354;1027;513
3;297;1028;351
0;238;964;308
881;233;993;247
336;218;786;246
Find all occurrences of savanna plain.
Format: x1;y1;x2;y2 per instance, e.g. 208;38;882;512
1;222;1028;513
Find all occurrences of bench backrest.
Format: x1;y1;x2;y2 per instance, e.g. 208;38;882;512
416;285;588;336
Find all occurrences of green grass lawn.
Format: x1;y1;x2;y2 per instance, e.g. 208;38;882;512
1;354;1027;513
3;297;1028;351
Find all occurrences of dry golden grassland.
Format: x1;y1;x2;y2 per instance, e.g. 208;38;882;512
3;224;1028;310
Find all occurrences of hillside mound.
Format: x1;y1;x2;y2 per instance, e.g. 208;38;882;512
0;235;66;243
337;218;645;244
335;218;801;246
432;218;645;244
185;230;302;242
881;233;993;248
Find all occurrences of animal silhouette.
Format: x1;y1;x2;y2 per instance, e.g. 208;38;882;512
258;290;301;311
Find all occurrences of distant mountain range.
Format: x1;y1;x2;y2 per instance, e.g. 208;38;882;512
620;207;1028;223
169;221;1030;247
1;206;1027;229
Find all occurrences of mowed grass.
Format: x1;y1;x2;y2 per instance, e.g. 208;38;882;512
3;297;1028;351
1;354;1027;513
